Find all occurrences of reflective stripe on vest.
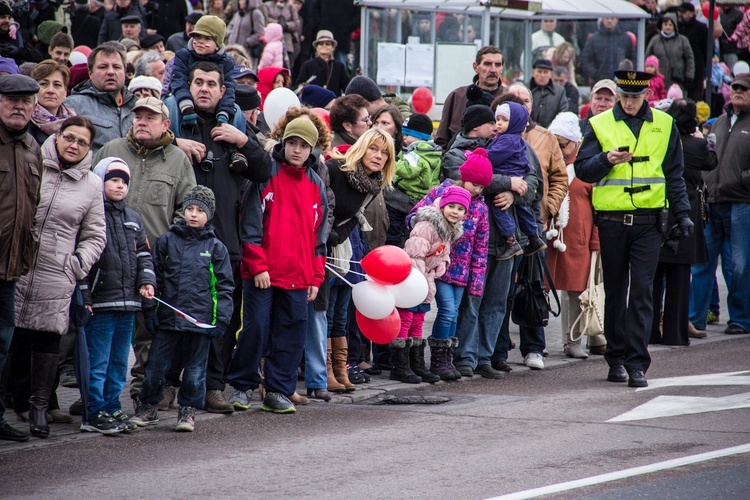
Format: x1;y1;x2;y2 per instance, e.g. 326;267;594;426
588;108;672;210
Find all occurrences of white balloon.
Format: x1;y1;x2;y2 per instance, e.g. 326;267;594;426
733;61;750;76
68;51;88;66
351;281;396;320
263;87;301;130
387;268;428;309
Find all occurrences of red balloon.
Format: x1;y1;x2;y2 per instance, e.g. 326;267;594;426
73;45;92;57
310;107;331;131
360;245;412;285
356;309;400;344
412;87;434;114
702;2;719;21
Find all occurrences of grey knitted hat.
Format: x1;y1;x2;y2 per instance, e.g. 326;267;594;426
184;185;216;220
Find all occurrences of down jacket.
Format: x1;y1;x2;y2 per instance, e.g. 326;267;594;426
404;205;463;304
14;135;106;335
64;81;136;154
86;199;156;313
258;23;285;69
153;219;234;334
225;0;266;57
408;180;489;296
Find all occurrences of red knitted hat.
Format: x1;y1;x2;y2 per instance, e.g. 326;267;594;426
459;147;493;187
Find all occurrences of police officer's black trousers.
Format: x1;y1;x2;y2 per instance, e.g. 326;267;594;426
597;220;662;373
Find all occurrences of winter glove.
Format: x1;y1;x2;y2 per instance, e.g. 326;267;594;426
279;19;288;32
182;112;198;126
216;112;229;124
144;310;160;334
673;216;695;240
0;43;20;58
209;327;224;339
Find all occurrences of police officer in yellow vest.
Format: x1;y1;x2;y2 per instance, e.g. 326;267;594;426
574;70;693;388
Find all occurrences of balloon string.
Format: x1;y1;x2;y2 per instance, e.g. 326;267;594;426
325;261;368;278
325;263;354;288
326;256;362;264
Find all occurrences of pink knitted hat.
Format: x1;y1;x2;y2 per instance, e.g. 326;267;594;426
439;185;471;211
645;55;659;71
459;147;493;187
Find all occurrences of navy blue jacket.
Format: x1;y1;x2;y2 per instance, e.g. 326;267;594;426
152;219;234;333
86;200;156;313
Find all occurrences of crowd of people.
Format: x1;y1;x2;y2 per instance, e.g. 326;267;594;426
0;0;747;444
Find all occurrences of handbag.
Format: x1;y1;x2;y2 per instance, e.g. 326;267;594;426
570;251;605;341
511;253;560;328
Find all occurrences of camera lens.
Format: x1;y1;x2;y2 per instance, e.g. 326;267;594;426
200;158;214;172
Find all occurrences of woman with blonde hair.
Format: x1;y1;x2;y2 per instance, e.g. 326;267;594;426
324;128;395;392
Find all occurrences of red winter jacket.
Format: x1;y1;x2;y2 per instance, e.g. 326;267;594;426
240;144;328;289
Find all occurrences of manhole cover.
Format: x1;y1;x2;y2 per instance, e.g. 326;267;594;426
372;394;451;405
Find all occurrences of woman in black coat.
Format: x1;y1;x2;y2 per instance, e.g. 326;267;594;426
650;99;718;345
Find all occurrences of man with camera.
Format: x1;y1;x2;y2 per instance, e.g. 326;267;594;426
163;61;271;413
0;3;42;65
94;96;196;412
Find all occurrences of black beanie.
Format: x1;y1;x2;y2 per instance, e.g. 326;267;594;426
466;84;495;108
236;84;261;111
461;105;496;134
345;76;382;102
0;3;11;16
402;113;433;140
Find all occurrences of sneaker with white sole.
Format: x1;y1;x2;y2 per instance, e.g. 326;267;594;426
130;403;159;427
175;406;195;432
524;353;544;370
228;389;253;410
80;411;122;435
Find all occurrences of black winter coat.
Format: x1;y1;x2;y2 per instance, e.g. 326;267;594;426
183;110;273;262
153;220;234;333
71;7;102;50
312;0;359;55
659;133;717;265
295;57;350;95
98;3;147;45
87;200;156;312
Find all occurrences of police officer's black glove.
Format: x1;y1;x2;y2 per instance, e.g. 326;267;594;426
674;216;694;240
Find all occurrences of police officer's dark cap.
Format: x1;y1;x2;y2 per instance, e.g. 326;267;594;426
0;75;40;97
120;15;142;25
614;70;653;95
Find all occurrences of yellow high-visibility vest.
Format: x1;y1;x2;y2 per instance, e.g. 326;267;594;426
588;108;672;210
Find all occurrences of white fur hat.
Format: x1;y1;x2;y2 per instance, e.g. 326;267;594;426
547;111;582;143
128;75;163;96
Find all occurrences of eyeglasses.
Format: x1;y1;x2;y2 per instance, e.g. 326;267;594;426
359;115;372;125
731;84;750;92
60;134;90;148
557;139;572;150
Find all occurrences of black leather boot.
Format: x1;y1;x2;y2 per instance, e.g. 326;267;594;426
409;338;439;383
388;338;421;384
28;352;59;438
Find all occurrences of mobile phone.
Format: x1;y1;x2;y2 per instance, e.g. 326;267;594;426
618;146;630;152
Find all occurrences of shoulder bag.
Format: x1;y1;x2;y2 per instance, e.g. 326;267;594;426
511;252;561;328
570;251;605;341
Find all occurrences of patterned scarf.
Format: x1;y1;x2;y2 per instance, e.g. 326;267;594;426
345;162;382;195
31;103;75;137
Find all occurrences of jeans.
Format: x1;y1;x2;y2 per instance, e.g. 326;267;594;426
456;258;514;368
305;305;328;390
327;285;351;338
227;281;308;396
690;203;750;331
140;330;211;409
432;281;465;340
491;254;546;364
0;280;16;425
85;311;135;419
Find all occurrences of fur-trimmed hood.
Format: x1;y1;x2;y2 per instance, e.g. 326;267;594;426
415;205;464;243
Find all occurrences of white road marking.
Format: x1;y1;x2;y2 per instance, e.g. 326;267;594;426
486;443;750;500
635;371;750;392
608;393;750;422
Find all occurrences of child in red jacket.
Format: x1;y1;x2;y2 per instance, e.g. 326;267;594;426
226;117;328;414
645;55;666;106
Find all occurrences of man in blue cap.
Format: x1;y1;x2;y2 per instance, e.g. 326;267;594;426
0;75;42;442
575;70;692;388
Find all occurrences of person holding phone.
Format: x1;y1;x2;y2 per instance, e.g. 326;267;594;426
574;70;692;389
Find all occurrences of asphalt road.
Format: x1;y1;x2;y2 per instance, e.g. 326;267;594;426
2;333;749;499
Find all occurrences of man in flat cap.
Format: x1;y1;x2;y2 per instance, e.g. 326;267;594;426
97;0;147;45
575;70;692;388
120;15;143;44
0;75;42;442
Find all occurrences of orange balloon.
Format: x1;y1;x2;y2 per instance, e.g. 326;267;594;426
356;308;400;344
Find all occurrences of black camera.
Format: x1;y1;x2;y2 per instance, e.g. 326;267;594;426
200;151;216;172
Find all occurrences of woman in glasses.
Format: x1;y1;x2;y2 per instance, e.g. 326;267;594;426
9;116;106;439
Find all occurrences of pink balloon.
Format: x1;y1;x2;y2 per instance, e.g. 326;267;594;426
412;87;434;114
356;309;400;344
311;107;331;131
361;245;412;286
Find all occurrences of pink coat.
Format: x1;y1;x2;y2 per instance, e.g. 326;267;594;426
647;73;666;106
258;23;284;69
404;205;463;304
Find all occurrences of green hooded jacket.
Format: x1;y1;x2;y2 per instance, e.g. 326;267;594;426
394;140;443;200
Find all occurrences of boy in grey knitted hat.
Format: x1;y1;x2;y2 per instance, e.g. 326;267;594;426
132;185;234;433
